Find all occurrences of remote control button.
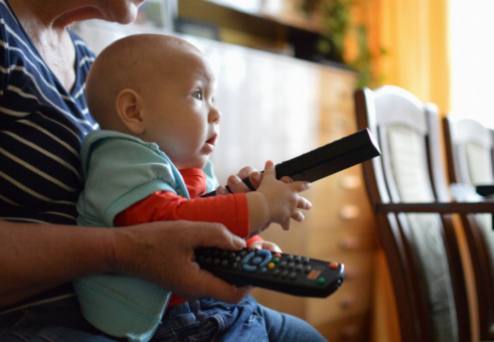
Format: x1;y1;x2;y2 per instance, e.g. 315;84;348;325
317;276;327;286
252;256;263;265
242;251;256;264
242;263;257;272
253;250;272;267
328;262;339;270
289;272;297;280
267;262;276;270
307;269;321;280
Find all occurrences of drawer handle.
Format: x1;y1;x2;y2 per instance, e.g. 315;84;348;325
340;297;353;310
340;175;361;189
339;237;359;250
340;205;360;220
340;324;359;339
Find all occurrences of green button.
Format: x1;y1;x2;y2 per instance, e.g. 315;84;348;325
316;276;327;286
271;258;280;264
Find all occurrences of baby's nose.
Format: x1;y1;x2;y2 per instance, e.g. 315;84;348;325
209;108;221;123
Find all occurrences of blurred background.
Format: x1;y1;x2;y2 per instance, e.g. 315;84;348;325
74;1;494;341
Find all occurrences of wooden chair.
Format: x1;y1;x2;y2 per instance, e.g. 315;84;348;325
354;86;474;342
443;116;494;340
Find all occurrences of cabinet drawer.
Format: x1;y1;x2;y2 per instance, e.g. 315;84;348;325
316;313;371;342
306;274;373;325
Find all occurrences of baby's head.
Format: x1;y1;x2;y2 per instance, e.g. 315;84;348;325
86;34;221;169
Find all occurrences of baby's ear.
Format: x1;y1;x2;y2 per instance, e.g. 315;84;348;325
115;88;145;134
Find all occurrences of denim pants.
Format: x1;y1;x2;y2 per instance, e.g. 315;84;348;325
0;295;326;342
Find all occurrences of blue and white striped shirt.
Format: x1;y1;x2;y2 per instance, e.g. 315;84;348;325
0;0;96;224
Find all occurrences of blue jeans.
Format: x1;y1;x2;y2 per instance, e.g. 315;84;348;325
0;296;326;342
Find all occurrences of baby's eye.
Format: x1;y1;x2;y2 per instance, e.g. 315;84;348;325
192;88;203;100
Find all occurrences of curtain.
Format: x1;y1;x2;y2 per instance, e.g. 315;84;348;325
356;0;450;113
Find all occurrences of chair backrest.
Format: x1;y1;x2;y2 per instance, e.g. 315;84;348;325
443;116;494;339
354;86;470;342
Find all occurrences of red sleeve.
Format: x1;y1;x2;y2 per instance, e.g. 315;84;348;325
114;191;250;237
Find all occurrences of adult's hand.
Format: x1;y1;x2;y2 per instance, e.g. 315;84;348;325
113;220;248;303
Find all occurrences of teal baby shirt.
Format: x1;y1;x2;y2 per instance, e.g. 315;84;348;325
75;130;218;342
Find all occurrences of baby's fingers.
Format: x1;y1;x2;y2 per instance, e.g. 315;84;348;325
281;218;291;231
262;160;276;179
297;196;312;210
289;181;311;193
291;210;305;222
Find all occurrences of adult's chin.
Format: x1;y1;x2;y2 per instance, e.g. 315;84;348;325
97;0;142;25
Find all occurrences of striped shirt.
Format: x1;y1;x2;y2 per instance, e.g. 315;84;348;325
0;0;97;224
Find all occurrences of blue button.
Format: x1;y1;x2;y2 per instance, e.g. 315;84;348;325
252;256;263;264
242;263;257;272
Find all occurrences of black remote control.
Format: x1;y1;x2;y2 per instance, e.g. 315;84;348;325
475;184;494;197
204;128;380;196
195;247;345;297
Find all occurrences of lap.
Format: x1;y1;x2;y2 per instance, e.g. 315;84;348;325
155;295;326;342
0;296;326;342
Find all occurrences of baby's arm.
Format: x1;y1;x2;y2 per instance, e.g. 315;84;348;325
115;161;311;237
115;191;250;237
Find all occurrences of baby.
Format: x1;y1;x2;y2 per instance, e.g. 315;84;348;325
76;34;324;342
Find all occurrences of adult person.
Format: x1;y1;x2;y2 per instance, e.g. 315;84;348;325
0;1;254;340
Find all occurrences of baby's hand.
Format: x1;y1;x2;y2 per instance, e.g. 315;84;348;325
256;160;312;231
249;240;282;253
226;166;262;193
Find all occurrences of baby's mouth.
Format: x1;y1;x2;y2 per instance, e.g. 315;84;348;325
206;134;217;146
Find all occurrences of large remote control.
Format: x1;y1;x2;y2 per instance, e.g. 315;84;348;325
195;247;345;297
205;128;380;196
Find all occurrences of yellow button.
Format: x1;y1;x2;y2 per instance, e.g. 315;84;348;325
267;262;276;270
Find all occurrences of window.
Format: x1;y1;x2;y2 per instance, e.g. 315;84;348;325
449;0;494;128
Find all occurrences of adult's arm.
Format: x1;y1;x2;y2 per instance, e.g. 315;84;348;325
0;220;247;308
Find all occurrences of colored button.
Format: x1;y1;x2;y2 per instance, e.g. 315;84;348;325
242;263;257;272
307;270;321;280
271;257;280;264
328;262;339;270
252;256;263;265
267;262;276;270
317;276;327;286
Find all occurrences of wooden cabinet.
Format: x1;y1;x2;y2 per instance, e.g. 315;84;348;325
251;64;377;341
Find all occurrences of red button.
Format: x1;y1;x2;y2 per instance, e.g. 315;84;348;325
328;262;339;270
